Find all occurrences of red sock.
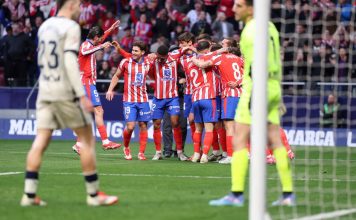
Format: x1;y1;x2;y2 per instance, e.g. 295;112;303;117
193;132;202;153
203;131;213;155
190;122;196;139
173;127;183;151
266;148;273;157
217;127;226;152
212;129;220;151
280;128;291;152
226;136;233;157
153;129;162;151
97;125;108;141
139;130;148;153
123;129;132;148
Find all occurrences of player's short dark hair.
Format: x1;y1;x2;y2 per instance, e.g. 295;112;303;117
223;37;238;48
196;40;211;52
133;40;147;52
246;0;253;6
196;33;212;42
210;43;222;52
177;32;195;43
157;45;169;56
229;47;242;56
57;0;73;11
87;26;104;39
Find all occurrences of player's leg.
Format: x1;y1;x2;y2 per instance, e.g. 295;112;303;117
211;96;222;160
200;99;218;163
268;84;294;206
94;105;121;149
168;97;187;161
21;128;52;206
191;101;202;162
75;124;118;206
184;94;195;140
122;102;137;160
152;98;164;160
137;102;151;160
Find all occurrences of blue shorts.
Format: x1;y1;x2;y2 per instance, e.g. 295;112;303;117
221;96;240;120
123;102;151;122
152;97;180;119
84;84;101;106
216;95;221;120
184;94;193;118
193;99;218;123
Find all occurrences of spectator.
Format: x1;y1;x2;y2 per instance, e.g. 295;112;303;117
211;12;234;41
134;13;152;44
152;8;174;41
120;26;134;51
97;61;111;92
191;11;212;36
184;0;211;29
336;0;353;23
102;11;118;39
79;0;104;41
320;94;345;128
2;0;27;23
3;22;33;86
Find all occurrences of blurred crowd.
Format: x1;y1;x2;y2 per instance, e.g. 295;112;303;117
0;0;355;96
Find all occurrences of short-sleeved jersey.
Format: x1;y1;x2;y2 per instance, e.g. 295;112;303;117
179;54;195;95
240;19;282;83
211;53;244;98
37;16;84;102
148;55;179;99
119;57;150;102
78;40;104;85
184;53;218;102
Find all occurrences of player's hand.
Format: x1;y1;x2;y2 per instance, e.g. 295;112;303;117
102;42;112;49
179;78;186;84
106;91;115;101
147;53;157;61
112;41;120;48
80;96;94;113
109;20;120;32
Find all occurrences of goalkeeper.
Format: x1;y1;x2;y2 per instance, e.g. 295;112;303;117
209;0;295;206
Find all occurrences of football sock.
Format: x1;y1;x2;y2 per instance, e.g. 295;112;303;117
274;147;293;192
24;171;38;198
203;131;213;155
190;122;196;139
217;127;227;152
139;130;148;153
173;127;183;151
123;129;133;148
97;125;108;142
212;129;220;151
193;132;202;153
84;171;99;197
231;148;249;192
226;136;233;157
153;129;162;151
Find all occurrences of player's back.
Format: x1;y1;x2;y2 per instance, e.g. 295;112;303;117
37;16;81;102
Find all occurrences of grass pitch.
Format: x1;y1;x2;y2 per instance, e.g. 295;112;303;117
1;140;356;220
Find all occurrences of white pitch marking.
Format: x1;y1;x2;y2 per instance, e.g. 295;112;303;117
0;172;23;176
291;208;356;220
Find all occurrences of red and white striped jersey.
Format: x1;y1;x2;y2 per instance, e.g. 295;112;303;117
119;57;151;103
184;53;218;102
148;55;179;99
211;53;244;98
78;40;104;85
179;54;196;95
79;2;98;29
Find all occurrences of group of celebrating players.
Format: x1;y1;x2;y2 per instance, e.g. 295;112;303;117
72;19;294;164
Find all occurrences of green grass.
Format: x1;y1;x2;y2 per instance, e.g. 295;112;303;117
0;140;356;220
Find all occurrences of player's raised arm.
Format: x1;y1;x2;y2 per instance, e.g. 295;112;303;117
100;20;120;43
64;24;94;112
106;66;123;101
191;57;213;69
112;41;131;58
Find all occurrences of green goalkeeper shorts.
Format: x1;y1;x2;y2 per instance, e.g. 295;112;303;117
235;79;281;125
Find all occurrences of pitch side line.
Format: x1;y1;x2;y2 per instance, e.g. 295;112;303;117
291;208;356;220
0;172;23;176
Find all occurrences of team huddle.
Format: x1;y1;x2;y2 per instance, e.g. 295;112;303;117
20;0;295;208
72;23;294;164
